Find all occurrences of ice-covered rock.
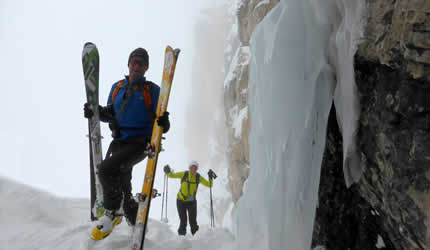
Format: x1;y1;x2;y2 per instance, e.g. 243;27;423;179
233;0;364;249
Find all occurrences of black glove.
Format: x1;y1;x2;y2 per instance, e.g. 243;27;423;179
163;165;171;174
109;120;121;138
86;102;119;137
99;104;115;122
157;111;170;133
84;103;114;121
84;103;94;119
208;169;217;180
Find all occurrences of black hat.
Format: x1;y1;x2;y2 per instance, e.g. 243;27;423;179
128;48;149;66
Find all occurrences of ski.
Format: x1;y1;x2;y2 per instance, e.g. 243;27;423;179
82;42;104;220
130;46;180;250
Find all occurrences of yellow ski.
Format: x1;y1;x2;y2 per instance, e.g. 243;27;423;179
130;46;180;250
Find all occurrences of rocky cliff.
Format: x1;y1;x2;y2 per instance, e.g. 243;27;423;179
224;0;279;203
352;1;430;247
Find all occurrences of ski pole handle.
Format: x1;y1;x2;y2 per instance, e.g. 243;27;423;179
208;169;217;179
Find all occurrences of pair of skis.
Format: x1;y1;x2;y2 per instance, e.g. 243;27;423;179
82;43;180;250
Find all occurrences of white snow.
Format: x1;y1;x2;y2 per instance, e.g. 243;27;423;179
0;176;235;250
232;0;364;249
224;46;251;88
224;47;241;88
239;46;251;66
230;106;249;138
312;246;327;250
254;0;270;11
376;235;386;249
371;209;380;216
225;0;241;75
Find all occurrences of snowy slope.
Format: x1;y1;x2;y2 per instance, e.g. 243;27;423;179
0;176;234;250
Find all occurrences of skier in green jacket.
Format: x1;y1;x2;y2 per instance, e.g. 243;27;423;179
163;160;214;236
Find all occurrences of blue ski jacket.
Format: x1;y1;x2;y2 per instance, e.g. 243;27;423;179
107;76;160;140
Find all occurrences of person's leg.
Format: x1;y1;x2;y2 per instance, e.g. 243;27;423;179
177;199;187;235
98;141;143;211
121;169;138;225
188;200;199;235
114;140;148;224
92;141;128;239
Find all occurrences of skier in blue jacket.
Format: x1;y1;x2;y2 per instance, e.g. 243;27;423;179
84;48;170;240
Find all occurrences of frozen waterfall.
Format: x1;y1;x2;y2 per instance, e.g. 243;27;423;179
234;0;364;249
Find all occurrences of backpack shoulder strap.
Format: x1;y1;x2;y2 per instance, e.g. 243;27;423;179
111;80;125;103
139;81;152;110
181;171;189;183
194;173;200;198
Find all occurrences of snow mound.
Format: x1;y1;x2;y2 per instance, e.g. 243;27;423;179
0;176;234;250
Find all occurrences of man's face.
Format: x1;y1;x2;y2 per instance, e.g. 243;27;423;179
128;57;148;79
189;165;198;175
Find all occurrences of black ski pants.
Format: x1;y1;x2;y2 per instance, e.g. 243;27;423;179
98;136;149;224
177;199;199;235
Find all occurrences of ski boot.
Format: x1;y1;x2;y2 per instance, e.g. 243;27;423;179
90;209;123;240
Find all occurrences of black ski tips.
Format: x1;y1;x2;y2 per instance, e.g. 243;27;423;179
84;42;96;48
174;48;181;57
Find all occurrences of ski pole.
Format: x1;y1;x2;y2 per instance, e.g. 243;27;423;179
161;173;166;221
208;169;217;228
165;172;168;221
161;172;169;222
210;177;215;228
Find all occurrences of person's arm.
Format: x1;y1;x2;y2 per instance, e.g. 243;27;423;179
199;175;213;188
168;171;185;179
99;84;115;123
152;84;170;133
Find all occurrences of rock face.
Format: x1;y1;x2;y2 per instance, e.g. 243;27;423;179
224;46;251;203
356;56;430;249
355;0;430;248
237;0;280;45
224;0;279;203
313;0;430;249
312;106;396;250
357;0;430;80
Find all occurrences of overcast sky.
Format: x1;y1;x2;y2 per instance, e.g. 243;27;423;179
0;0;225;221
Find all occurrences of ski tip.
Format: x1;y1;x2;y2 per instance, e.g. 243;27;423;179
84;42;97;49
82;42;98;57
173;48;180;57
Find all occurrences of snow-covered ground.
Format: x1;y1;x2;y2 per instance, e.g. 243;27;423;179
0;176;234;250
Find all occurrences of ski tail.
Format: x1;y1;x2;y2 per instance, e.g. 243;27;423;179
88;123;96;221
